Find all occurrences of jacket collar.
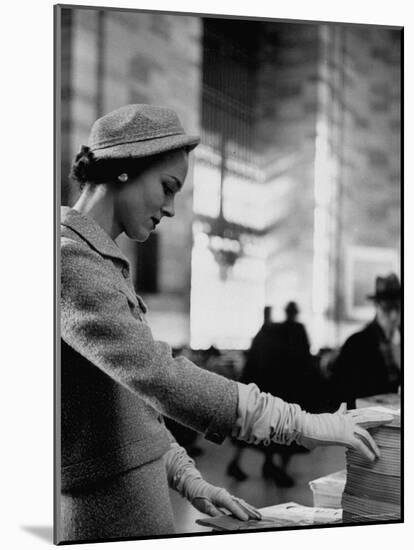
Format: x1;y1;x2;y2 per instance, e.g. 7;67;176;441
60;206;130;268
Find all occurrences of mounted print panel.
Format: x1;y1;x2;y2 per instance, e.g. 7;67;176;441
55;4;402;545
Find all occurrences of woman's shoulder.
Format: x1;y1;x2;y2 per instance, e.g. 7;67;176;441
61;226;98;259
61;229;110;283
61;224;86;245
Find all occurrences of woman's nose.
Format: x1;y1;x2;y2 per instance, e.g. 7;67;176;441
162;199;175;218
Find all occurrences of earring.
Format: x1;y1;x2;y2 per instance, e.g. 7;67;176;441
118;173;129;183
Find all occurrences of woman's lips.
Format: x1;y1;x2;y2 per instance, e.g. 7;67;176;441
151;217;159;229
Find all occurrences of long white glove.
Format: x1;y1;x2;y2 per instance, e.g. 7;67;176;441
164;441;261;520
232;383;394;462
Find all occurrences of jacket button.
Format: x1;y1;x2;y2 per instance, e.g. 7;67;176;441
122;267;129;278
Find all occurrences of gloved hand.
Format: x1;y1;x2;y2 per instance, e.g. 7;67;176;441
294;403;393;461
164;441;261;520
342;405;397;429
182;478;261;519
232;383;394;462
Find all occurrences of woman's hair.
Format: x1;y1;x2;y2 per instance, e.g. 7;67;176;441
70;145;189;190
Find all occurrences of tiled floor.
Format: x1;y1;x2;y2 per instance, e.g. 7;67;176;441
170;436;346;534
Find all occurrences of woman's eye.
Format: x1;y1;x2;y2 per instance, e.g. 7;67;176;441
163;183;174;196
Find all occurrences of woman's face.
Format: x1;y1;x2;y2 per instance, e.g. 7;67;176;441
114;149;189;242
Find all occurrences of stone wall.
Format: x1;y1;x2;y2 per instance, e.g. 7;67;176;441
340;26;401;263
319;24;401;344
252;22;401;348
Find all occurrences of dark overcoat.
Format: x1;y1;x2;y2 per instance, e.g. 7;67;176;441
331;320;400;409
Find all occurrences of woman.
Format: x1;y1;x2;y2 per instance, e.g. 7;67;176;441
59;104;389;543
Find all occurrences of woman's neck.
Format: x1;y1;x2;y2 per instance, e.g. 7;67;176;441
73;185;122;240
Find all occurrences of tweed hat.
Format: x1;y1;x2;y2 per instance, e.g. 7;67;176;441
87;104;200;160
367;273;401;301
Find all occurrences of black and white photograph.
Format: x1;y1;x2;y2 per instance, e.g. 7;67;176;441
53;2;403;545
4;1;411;549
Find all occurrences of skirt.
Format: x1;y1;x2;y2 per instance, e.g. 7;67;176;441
59;455;175;543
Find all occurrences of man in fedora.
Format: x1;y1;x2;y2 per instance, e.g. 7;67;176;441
332;273;401;409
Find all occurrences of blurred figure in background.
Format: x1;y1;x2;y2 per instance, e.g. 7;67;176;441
279;301;310;360
227;303;314;487
331;274;401;409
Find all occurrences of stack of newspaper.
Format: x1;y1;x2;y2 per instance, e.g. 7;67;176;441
342;406;401;523
309;469;346;509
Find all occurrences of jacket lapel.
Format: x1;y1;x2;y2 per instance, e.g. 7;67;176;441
61;206;131;268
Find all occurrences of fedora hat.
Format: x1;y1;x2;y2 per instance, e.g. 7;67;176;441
367;273;401;301
88;104;200;160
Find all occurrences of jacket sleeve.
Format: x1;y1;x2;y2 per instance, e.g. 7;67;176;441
61;237;238;444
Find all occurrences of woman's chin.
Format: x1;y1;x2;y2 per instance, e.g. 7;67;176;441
126;228;150;242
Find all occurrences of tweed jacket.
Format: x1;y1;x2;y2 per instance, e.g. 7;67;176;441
60;207;238;490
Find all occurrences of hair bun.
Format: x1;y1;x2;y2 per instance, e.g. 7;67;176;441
71;145;97;184
80;144;91;154
75;145;94;162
